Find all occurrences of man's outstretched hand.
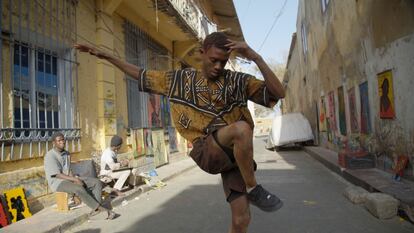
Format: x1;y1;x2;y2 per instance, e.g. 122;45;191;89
225;39;261;61
74;44;109;59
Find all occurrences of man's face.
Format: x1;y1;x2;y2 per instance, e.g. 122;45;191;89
54;136;65;151
201;46;229;80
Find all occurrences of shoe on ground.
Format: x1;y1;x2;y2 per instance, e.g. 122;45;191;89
107;210;120;220
247;184;283;212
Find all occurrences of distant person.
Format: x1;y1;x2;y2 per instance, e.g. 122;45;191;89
100;135;135;196
76;31;285;233
44;132;118;220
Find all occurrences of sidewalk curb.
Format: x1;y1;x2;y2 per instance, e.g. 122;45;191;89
41;162;197;233
304;147;376;191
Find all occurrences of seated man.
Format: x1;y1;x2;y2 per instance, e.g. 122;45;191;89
44;132;118;220
100;135;132;196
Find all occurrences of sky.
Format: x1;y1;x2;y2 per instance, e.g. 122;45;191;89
233;0;299;65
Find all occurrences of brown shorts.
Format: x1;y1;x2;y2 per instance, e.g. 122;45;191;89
190;132;256;202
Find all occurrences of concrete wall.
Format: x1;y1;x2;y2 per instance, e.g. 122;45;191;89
283;0;414;176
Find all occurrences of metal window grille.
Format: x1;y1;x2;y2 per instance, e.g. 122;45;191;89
0;0;80;161
124;20;170;129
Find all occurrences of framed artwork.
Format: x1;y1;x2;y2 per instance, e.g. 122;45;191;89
148;94;162;128
348;87;359;133
0;196;10;228
318;97;327;132
338;86;347;135
3;188;32;223
377;70;395;119
168;127;178;153
152;129;168;167
359;82;372;134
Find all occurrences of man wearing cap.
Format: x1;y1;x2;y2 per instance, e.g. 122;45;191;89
44;132;118;220
100;135;131;196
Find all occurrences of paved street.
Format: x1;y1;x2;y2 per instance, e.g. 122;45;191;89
68;140;414;233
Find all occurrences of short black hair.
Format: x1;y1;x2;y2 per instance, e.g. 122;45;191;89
203;32;229;51
51;132;64;142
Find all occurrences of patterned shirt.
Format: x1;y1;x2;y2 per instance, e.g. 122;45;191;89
138;68;279;142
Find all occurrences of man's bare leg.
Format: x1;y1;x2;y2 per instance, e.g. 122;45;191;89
228;195;251;233
215;121;256;189
216;121;283;212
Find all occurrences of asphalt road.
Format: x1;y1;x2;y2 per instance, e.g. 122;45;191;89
68;140;414;233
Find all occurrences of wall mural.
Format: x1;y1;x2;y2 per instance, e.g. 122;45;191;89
377;70;395;119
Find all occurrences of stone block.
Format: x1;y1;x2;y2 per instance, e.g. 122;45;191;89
343;185;369;204
364;193;399;219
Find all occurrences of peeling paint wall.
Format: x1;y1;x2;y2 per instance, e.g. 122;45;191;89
284;0;414;176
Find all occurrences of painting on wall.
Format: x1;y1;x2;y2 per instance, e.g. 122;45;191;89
338;86;347;135
328;91;337;133
348;87;359;133
143;129;153;155
152;129;168;167
0;196;9;228
148;94;162;128
377;70;395;119
168;127;179;153
135;129;145;157
319;97;327;132
161;96;171;127
359;82;372;134
3;188;32;223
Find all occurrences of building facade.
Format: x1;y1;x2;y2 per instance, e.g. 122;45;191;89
0;0;244;212
283;0;414;177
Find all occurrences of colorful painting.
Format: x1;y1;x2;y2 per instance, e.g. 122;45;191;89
161;96;171;127
359;82;371;134
319;97;327;132
328;91;337;132
168;127;179;153
0;196;9;228
152;130;168;167
338;87;347;135
134;129;145;156
3;188;32;223
148;94;162;128
377;70;395;119
143;129;153;155
348;87;359;133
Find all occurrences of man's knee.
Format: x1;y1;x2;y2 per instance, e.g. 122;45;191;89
230;121;252;140
232;212;251;231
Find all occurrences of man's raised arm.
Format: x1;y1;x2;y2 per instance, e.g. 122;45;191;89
225;40;285;99
74;44;141;80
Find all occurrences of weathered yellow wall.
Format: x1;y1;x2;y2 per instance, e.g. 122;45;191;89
284;0;414;166
0;0;206;205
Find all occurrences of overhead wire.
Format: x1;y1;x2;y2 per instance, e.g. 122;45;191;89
257;0;288;52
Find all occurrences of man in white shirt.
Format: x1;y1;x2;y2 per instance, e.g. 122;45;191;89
100;135;131;196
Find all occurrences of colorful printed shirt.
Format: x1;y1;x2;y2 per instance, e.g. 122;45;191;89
138;68;279;142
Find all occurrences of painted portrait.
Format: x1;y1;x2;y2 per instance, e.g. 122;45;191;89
377;70;395;119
